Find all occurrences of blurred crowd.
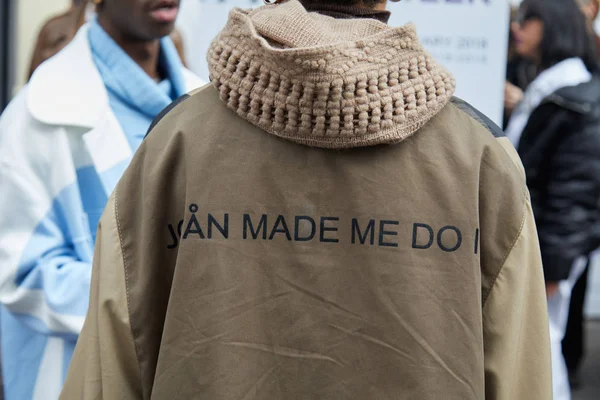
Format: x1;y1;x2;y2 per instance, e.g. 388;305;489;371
0;0;599;399
504;1;600;399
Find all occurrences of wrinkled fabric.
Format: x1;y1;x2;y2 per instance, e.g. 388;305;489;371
62;84;550;399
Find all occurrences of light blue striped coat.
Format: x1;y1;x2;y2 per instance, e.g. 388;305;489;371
0;25;203;400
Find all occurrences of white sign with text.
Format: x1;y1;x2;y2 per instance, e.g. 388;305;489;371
177;0;510;125
390;0;509;125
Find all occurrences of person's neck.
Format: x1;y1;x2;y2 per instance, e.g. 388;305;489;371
302;1;390;23
372;2;387;11
336;0;387;10
97;19;162;81
301;0;387;11
118;40;162;80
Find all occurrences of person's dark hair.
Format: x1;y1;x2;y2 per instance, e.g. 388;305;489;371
520;0;599;72
301;0;385;8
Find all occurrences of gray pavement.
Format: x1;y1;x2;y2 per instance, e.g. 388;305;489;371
572;321;600;400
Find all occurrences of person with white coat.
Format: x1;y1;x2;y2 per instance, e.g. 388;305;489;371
507;0;600;399
0;0;203;399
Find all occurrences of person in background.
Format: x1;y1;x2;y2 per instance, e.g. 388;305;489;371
28;0;188;79
504;7;536;129
61;0;550;398
563;0;600;390
579;0;600;55
27;0;87;78
507;0;600;399
0;0;203;398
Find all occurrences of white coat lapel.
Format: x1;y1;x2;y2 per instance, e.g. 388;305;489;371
27;23;202;197
27;23;134;196
27;25;106;128
82;111;132;196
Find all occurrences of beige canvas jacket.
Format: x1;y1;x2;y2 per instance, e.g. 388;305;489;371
61;2;551;399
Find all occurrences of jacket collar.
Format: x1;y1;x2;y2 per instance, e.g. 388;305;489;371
550;76;600;114
505;58;591;146
26;23;204;129
27;24;108;128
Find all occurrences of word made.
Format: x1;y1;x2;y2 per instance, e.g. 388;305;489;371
166;205;480;255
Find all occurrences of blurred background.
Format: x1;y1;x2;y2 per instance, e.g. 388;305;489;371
0;0;599;399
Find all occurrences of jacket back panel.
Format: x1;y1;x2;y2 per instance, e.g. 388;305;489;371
116;86;528;400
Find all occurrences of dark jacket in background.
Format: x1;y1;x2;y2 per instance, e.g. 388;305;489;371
517;78;600;281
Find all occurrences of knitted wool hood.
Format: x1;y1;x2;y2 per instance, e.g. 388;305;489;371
207;0;456;148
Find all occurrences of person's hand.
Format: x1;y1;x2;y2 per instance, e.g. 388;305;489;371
504;81;524;113
546;282;560;298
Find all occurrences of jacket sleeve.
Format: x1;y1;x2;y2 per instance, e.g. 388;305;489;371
536;124;600;281
0;94;92;338
60;193;142;400
483;197;552;400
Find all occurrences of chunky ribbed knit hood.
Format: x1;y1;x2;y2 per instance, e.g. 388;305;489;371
207;0;456;148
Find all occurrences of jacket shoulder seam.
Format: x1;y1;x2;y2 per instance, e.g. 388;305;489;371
144;93;191;139
449;97;504;139
114;187;144;383
482;190;528;307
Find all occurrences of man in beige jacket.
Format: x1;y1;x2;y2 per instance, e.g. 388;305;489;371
61;0;551;399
